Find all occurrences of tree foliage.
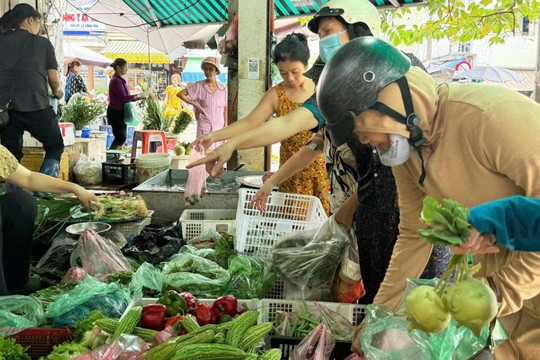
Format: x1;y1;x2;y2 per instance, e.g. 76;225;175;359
381;0;540;46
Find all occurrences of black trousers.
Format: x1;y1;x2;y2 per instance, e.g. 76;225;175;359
1;107;64;162
0;191;37;292
107;107;127;148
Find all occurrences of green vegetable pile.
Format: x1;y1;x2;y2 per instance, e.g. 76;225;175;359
406;196;498;337
0;336;30;360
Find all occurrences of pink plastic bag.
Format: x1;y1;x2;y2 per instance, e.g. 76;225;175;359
292;323;335;360
184;145;209;206
70;229;132;280
73;335;148;360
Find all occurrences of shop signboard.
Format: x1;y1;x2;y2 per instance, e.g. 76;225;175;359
63;0;106;36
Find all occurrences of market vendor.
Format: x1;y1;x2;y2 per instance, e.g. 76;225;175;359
0;144;97;295
316;36;540;359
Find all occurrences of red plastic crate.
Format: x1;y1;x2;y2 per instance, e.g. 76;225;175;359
13;327;74;359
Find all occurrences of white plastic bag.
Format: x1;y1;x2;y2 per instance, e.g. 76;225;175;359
74;153;102;184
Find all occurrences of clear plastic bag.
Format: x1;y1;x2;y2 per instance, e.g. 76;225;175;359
184;145;208;206
274;310;296;336
292;323;335;360
36;232;78;270
315;301;355;340
128;262;163;297
332;232;365;303
71;229;132;280
360;278;508;360
161;253;230;298
74;153;102;185
187;228;220;249
222;255;276;299
272;215;349;300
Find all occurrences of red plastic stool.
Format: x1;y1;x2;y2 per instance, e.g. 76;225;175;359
130;130;167;159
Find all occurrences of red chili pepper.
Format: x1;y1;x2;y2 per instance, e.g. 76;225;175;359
236;308;247;316
163;315;184;334
192;302;217;326
212;295;238;317
179;292;199;310
140;304;167;331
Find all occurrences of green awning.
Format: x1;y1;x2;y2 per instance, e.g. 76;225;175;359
122;0;425;27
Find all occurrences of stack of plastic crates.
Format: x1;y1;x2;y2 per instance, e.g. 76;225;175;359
235;188;327;260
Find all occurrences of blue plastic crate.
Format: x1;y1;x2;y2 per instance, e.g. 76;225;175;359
99;125;113;134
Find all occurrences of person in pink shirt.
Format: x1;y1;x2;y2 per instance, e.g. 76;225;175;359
177;57;227;150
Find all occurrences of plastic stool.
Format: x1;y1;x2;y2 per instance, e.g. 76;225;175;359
130;130;167;159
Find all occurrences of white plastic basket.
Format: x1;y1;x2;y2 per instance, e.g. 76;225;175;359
235;189;327;260
179;209;236;241
109;210;153;239
258;299;366;328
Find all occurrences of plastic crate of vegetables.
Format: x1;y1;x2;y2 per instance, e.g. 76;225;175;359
235;189;328;260
12;327;74;359
258;299;365;330
259;299;366;360
179;209;236;241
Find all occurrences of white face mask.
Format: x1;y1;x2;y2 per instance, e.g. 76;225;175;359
376;133;412;166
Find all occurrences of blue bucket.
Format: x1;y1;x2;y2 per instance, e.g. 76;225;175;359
81;128;92;138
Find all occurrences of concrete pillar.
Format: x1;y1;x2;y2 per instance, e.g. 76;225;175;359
226;0;270;171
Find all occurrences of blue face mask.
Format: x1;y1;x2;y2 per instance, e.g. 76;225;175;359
319;31;346;63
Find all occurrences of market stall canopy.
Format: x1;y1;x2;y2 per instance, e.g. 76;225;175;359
64;41;114;68
67;0;221;59
68;0;426;59
100;40;171;64
118;0;426;26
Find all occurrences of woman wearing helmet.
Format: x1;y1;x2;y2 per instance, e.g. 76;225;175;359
318;36;540;358
191;0;450;304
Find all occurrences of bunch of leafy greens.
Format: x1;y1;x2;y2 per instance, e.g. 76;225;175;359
39;342;90;360
212;233;237;269
417;196;471;246
0;336;30;360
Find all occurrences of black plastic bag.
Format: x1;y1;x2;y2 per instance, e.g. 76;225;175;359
122;223;185;264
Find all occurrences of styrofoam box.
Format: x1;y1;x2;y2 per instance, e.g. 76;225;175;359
258;299;366;329
235;189;327;260
121;296;259;320
179;209;236;241
23;122;75;147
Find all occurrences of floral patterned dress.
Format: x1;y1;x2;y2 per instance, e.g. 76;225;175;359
275;84;330;214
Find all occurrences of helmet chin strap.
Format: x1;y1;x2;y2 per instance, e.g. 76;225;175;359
369;77;427;185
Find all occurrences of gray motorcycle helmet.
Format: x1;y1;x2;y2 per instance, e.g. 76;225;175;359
317;37;411;146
